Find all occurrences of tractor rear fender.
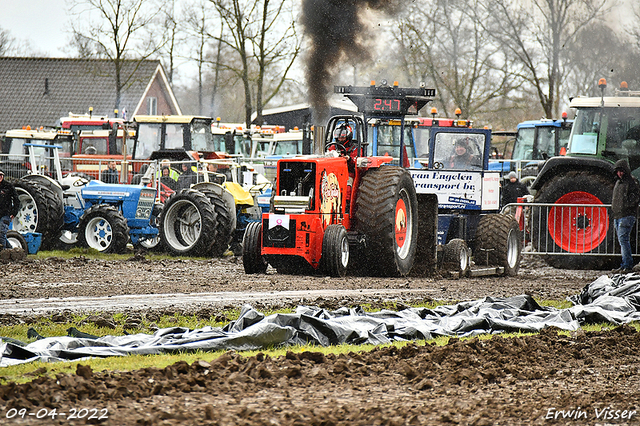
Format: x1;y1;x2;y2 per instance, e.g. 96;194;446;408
21;174;64;202
531;156;614;191
192;181;238;215
412;193;438;276
224;181;254;206
192;181;226;197
355;156;394;168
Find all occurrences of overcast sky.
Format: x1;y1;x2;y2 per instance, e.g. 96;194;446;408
0;0;70;57
1;0;635;59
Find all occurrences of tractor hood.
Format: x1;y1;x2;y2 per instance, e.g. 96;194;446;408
81;180;155;203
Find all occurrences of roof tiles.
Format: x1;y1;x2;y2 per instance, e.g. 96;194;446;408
0;57;164;133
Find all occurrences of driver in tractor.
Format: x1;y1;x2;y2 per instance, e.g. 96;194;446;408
329;123;358;163
449;137;479;169
327;122;359;201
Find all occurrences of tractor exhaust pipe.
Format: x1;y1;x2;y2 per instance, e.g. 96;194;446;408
314;125;325;155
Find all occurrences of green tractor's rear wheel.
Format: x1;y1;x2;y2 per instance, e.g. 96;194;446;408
242;221;268;274
160;189;217;256
320;224;349;277
532;171;614;269
78;205;130;254
354;166;418;276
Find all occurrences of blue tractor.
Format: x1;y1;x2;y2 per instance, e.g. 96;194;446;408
489;116;573;189
12;143;159;253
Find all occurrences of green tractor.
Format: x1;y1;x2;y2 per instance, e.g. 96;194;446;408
531;79;640;269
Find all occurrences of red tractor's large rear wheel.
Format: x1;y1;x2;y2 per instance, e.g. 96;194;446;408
532;171;615;269
354;167;418;276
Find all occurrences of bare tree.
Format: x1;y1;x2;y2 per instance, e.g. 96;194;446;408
70;0;162;112
211;0;300;126
486;0;610;118
0;26;37;56
159;0;181;85
394;0;523;122
252;0;300;125
565;22;640;97
0;27;16;55
184;0;222;116
629;2;640;48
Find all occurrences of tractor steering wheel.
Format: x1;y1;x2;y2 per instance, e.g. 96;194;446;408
73;177;90;187
325;141;347;155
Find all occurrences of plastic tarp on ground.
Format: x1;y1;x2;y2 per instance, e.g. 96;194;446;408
3;273;640;367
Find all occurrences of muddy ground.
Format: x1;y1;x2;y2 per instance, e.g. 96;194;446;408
1;253;640;425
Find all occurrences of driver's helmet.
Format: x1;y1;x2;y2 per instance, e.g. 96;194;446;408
333;124;353;145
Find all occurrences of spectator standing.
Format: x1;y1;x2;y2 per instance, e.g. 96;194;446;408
177;163;198;191
101;161;119;184
501;171;529;206
611;159;640;273
0;169;20;250
160;166;178;191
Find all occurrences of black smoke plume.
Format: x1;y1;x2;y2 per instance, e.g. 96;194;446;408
301;0;400;124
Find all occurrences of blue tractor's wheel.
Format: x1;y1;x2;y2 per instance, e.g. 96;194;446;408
78;205;129;253
6;230;28;252
442;238;471;277
474;213;522;276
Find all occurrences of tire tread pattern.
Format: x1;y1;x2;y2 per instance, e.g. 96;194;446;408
242;222;267;274
13;180;64;250
321;224;348;277
474;213;522;276
354;167;417;276
78;204;130;254
202;190;235;257
160;189;218;256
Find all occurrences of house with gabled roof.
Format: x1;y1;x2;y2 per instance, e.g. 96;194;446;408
0;57;181;134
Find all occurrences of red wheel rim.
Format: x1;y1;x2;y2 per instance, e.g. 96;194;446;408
548;191;608;253
395;199;408;248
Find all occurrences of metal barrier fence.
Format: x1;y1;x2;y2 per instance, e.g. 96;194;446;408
0;153;148;182
502;202;636;256
0;153;187;185
0;153;249;192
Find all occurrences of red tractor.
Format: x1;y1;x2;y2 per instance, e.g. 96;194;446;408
243;83;438;277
